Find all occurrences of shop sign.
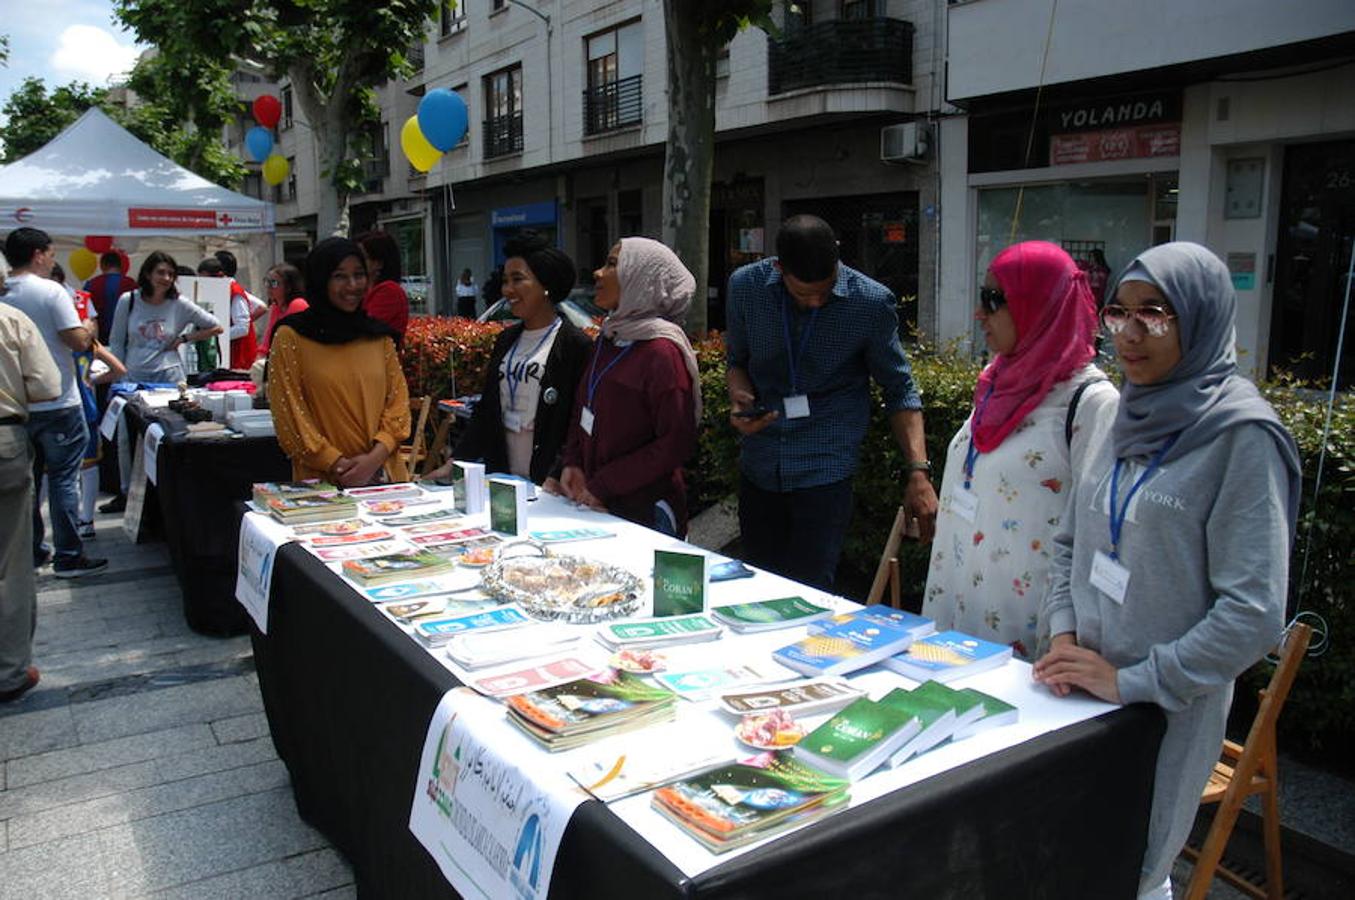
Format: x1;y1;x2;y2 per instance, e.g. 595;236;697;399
1049;124;1181;166
1054;95;1175;133
491;201;557;228
128;208;219;229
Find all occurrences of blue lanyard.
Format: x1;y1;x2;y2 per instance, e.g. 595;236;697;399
962;383;996;490
585;339;633;409
780;296;820;394
1108;435;1178;560
503;319;560;409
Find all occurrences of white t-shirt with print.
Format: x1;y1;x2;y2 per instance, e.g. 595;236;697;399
498;321;561;478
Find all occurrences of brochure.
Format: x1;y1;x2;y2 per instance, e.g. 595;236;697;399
711;596;833;633
654;664;788;702
596;614;722;650
413;605;532;647
471;657;601;698
529;527;615;543
444;624;582;670
717;679;865;718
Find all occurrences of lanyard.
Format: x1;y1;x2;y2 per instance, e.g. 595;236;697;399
1107;435;1178;560
503;319;560;409
962;382;996;490
585;339;633;409
780;296;820;394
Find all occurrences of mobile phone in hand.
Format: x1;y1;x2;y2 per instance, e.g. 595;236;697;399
732;406;772;419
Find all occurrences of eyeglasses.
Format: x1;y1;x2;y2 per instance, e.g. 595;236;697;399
265;278;281;287
1100;304;1178;337
979;286;1006;315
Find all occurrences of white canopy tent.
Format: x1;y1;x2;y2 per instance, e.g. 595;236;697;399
0;108;276;289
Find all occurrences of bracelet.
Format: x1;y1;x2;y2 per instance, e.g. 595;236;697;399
902;460;932;476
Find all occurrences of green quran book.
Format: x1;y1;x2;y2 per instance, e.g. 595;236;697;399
792;696;921;781
711;596;833;633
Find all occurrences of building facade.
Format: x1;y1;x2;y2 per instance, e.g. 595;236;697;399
938;0;1355;384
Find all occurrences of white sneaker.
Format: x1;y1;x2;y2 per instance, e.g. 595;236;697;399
78;521;96;539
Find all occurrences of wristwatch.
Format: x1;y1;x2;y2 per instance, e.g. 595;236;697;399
903;460;932;476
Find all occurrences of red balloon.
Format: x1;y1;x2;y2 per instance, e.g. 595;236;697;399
115;248;130;274
84;235;114;253
253;95;282;129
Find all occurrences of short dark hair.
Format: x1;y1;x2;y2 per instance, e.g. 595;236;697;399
138;251;181;299
197;257;225;276
3;227;52;269
99;251;122;269
354;230;402;282
268;262;304;300
775;214;839;283
502;229;575;303
214;249;238;277
50;262;66;284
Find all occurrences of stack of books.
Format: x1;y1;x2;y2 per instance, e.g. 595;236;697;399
265;491;359;524
505;670;677;751
711;596;834;633
880;630;1013;683
772;612;918;677
251;480;327;508
651;752;849;853
341;549;454;586
595;614;723;651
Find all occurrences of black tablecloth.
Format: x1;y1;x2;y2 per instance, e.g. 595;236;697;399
123;400;291;635
251;541;1166;900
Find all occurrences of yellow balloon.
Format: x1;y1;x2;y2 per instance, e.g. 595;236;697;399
262;154;290;186
401;115;441;173
69;247;98;282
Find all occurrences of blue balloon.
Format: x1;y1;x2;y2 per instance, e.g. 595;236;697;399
245;126;274;162
417;88;469;152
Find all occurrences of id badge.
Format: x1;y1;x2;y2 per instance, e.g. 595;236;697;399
783;394;810;419
1090;550;1130;604
950;486;979;523
580;406;595;436
503;410;524;432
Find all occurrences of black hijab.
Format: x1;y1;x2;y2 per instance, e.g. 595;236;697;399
273;237;401;346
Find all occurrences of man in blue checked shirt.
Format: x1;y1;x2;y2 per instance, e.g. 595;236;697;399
725;215;937;589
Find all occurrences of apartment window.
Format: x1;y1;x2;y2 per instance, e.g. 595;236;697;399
583;21;643;135
285;156;297;201
243;172;263;201
281;85;294;130
360;121;390;194
840;0;883;20
492;0;507;11
483;65;523;158
451;84;470;148
440;1;466;36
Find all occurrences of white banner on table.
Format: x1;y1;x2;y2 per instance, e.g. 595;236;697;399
99;395;128;441
235;512;292;634
410;687;585;900
143;423;165;485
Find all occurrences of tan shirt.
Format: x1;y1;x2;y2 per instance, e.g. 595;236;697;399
0;303;62;421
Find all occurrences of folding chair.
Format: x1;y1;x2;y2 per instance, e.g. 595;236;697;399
398;396;433;476
1181;621;1314;900
866;506;911;608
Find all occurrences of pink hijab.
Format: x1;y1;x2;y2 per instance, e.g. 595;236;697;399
606;237;703;425
971;241;1098;452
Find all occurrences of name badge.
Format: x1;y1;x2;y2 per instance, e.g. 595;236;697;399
783;394;810;419
580;406;595;436
1090;550;1130;604
950;486;979;523
503;410;524;433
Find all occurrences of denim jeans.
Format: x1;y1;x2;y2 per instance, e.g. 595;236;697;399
27;404;88;562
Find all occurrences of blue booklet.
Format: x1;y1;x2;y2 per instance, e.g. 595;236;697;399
809;605;935;642
880;630;1013;683
413;605;531;647
772;614;918;677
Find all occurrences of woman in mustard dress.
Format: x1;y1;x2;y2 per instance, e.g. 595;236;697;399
269;237;411;484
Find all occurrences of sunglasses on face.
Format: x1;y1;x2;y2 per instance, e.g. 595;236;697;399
979;286;1006;315
1100;304;1178;337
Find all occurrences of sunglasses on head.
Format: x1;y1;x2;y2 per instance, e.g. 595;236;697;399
979;286;1006;315
1100;304;1177;337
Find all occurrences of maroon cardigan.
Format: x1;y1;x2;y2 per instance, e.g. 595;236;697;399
560;337;697;532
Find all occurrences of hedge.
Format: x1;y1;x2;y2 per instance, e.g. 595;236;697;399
400;320;1353;767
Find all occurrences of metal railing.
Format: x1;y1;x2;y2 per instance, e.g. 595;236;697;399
583;74;643;136
767;17;913;95
483;112;524;158
409;42;425;72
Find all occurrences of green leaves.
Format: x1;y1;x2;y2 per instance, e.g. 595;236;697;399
0;78;108;162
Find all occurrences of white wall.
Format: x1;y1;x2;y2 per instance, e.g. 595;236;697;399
947;0;1355;101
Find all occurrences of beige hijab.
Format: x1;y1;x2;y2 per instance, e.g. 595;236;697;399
604;237;703;424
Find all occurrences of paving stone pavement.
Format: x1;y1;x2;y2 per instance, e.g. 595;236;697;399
0;508;354;899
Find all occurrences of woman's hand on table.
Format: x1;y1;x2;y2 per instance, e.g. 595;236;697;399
1032;638;1120;703
333;444;388;487
559;466;606;511
541;476;564;496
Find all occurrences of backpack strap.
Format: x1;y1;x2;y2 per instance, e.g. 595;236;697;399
1065;377;1109;446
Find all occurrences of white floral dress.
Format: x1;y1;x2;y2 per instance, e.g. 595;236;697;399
921;364;1116;659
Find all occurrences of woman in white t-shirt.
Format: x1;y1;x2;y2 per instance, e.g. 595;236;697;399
426;232;591;484
109;251;222;384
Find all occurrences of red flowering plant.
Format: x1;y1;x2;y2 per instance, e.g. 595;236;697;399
400;316;505;401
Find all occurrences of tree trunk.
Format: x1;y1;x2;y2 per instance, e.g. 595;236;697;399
662;0;717;336
288;64;352;238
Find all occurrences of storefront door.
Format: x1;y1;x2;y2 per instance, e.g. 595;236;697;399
1270;140;1355;388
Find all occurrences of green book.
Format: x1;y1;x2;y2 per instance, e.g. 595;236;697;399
598;613;722;649
792;696;922;781
953;687;1020;739
909;680;988;734
488;476;528;536
711;596;832;633
880;687;959;768
652;550;708;617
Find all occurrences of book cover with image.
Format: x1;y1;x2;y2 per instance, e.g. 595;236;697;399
652;550;708;617
488;475;528;536
772;614;917;677
341;549;453;585
597;613;722;649
793;696;922;781
504;669;677;750
809;605;935;642
880;630;1013;684
718;679;865;717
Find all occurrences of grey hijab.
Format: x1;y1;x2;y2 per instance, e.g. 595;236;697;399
1113;241;1301;533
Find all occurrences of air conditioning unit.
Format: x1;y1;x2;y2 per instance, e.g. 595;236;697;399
881;122;929;164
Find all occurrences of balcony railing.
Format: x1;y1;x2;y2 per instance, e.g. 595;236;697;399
363;156;390;180
767;17;914;95
409;42;425;72
583;74;643;136
483;112;524;158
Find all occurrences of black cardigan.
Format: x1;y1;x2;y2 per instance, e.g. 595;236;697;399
453;315;592;484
